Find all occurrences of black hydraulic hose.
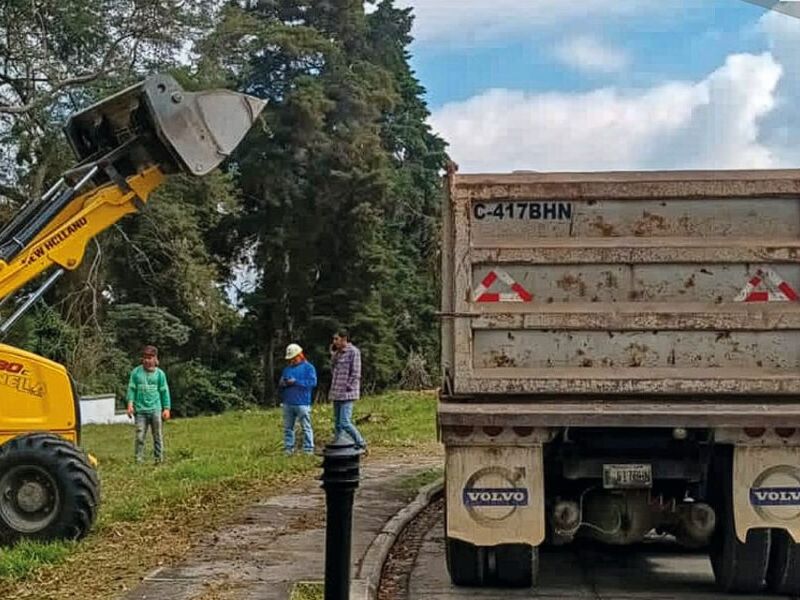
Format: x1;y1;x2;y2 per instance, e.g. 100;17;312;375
0;268;64;336
0;178;64;249
0;166;98;263
0;135;143;264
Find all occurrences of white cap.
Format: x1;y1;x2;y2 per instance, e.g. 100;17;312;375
285;343;303;360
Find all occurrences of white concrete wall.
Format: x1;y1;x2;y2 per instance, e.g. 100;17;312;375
80;394;130;425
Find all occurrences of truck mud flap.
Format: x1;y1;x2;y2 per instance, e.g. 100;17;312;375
446;445;545;547
734;446;800;543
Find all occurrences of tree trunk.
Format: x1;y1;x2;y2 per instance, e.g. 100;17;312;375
262;333;276;406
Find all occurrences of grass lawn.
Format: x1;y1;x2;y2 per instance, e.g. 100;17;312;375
0;391;438;599
290;581;324;600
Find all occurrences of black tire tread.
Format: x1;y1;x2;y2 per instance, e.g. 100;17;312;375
493;543;537;588
0;433;100;544
709;449;770;594
446;536;484;586
767;530;800;595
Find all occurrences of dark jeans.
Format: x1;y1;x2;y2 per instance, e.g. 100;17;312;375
135;411;164;463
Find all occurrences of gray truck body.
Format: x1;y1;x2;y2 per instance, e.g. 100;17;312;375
440;169;800;426
438;169;800;594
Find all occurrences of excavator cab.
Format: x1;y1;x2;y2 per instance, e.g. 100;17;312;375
0;75;264;544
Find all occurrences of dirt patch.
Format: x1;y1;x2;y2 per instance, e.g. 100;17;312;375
490;352;517;368
190;578;248;600
634;211;667;237
626;343;652;367
591;217;616;237
557;274;587;297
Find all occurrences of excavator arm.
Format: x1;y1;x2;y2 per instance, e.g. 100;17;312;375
0;167;164;303
0;74;264;546
0;74;265;327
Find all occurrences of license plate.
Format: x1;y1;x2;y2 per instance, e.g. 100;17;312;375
603;464;653;489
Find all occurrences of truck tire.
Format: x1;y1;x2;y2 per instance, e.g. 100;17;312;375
766;530;800;595
446;536;485;586
492;543;538;587
709;450;770;593
0;433;99;544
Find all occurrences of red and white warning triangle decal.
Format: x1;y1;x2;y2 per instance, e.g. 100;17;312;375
473;269;533;303
734;268;799;303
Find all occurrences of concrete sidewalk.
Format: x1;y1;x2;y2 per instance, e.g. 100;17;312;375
123;454;442;600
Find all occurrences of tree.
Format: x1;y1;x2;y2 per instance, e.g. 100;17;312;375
0;0;449;411
0;1;243;409
199;0;447;403
0;0;210;202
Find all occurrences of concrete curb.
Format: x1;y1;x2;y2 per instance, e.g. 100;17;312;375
351;477;444;600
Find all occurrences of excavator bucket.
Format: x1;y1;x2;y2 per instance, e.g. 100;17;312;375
64;74;265;178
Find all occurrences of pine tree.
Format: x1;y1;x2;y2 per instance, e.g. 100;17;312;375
202;0;448;403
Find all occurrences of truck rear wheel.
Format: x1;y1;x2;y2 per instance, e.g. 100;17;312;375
0;433;99;544
446;537;538;588
493;543;538;587
709;450;770;593
446;536;485;586
766;530;800;595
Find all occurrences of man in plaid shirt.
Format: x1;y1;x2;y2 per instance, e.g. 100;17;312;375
329;328;366;450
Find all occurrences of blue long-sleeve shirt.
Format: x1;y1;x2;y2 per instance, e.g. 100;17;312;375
279;360;318;406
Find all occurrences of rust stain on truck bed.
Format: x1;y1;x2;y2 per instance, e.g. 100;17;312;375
446;169;800;399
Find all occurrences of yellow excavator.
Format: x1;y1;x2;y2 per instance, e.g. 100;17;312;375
0;74;264;544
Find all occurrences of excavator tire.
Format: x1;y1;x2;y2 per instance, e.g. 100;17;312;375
0;433;99;544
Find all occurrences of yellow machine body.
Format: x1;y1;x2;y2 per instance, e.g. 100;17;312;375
0;74;264;544
0;344;77;445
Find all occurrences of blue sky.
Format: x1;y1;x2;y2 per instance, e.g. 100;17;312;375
385;0;800;172
412;0;765;107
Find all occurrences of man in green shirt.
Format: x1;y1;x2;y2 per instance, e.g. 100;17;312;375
126;345;171;463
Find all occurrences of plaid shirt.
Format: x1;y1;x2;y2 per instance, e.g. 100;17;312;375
329;344;361;401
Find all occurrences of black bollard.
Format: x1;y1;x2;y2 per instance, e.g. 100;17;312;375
320;434;362;600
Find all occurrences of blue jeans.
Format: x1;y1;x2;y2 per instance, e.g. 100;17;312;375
283;404;314;454
333;401;365;448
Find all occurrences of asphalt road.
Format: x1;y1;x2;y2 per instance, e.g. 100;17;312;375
409;508;788;600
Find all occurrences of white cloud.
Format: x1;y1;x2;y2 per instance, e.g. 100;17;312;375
553;35;630;73
755;11;800;165
430;52;783;172
392;0;662;45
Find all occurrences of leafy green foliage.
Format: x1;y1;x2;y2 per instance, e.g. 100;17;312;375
0;1;448;412
167;360;246;417
106;304;190;358
202;0;448;402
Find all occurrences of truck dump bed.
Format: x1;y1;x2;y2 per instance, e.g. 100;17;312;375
440;169;800;427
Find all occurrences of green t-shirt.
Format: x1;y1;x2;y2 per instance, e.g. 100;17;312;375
126;366;171;413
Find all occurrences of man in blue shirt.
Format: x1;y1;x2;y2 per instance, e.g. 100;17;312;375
279;343;317;455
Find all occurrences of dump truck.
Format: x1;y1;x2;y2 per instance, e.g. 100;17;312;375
0;74;264;544
439;167;800;595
